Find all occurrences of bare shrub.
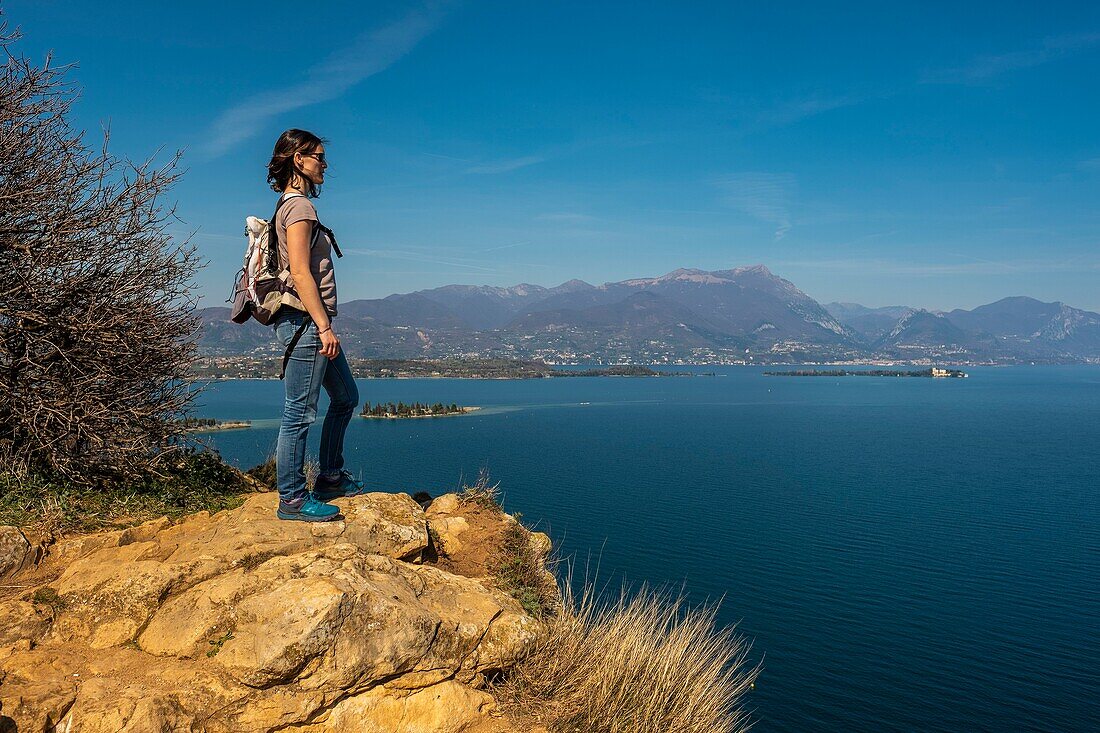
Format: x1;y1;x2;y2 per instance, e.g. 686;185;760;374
497;573;760;733
0;22;201;484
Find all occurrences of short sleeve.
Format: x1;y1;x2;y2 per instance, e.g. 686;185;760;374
280;197;317;230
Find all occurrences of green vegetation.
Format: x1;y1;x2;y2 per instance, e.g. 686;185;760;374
246;454;278;490
361;401;469;418
0;448;252;536
29;587;66;615
552;365;665;377
177;417;252;432
492;517;558;619
181;417;219;428
206;630;235;658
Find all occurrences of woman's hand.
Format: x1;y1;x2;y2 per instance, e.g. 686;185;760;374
318;326;341;359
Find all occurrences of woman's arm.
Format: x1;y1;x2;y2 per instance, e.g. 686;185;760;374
286;220;340;359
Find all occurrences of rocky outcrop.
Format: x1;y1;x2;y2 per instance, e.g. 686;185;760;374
0;492;554;732
0;527;34;580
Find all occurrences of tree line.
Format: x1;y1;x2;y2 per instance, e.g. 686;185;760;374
360;401;464;417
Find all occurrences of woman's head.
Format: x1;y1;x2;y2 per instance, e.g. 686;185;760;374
267;129;328;196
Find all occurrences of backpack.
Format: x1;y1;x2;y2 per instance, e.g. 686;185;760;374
228;193;307;326
227;194;345;378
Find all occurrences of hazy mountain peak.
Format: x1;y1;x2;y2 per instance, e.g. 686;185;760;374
986;295;1057;309
508;283;545;297
655;268;733;284
619;265;778;288
553;278;595;291
617;268;718;286
729;264;773;276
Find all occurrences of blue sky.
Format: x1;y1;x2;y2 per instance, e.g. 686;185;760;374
8;1;1100;311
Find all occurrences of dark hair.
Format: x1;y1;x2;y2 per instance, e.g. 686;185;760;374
267;128;326;197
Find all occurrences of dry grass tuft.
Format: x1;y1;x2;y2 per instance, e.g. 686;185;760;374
496;573;759;733
458;467;503;512
304;458;321;492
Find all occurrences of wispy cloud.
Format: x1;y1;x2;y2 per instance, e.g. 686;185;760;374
536;212;597;222
199;6;445;158
465;155;547;174
752;94;860;127
479;240;532;253
715;173;795;240
1078;157;1100;171
924;32;1100;84
422;152;474;163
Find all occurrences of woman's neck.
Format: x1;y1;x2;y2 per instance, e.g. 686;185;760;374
282;176;308;196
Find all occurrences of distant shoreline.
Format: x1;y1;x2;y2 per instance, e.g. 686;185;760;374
190;361;1097;382
765;368;968;378
190;358;698;381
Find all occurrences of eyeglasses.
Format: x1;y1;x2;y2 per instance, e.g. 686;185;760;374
300;152;327;164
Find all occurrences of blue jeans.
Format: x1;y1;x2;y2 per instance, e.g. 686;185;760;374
273;309;359;504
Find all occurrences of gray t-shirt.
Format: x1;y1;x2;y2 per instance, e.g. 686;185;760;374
275;194;338;316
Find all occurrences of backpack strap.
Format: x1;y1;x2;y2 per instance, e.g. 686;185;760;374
316;223;342;258
266;193;304;275
279;316;313;380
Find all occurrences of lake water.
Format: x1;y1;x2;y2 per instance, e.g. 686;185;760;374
193;366;1100;732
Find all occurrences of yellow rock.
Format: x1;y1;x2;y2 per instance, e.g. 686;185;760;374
316;680;513;733
0;491;551;732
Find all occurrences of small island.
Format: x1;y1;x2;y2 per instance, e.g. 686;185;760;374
764;367;968;378
360;401;481;419
179;417;252;432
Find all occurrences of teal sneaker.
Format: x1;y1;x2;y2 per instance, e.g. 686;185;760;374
276;496;341;522
312;469;368;501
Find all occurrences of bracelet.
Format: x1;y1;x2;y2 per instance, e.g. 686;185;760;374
318;325;332;335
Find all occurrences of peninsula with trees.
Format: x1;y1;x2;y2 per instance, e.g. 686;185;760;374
360;401;480;419
178;417;252;432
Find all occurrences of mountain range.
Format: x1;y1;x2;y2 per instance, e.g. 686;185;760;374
198;266;1100;363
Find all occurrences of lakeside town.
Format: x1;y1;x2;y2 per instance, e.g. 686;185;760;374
765;367;969;378
188;353;1010;381
190;357;679;380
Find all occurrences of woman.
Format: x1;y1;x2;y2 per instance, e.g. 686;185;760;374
267;129;364;521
